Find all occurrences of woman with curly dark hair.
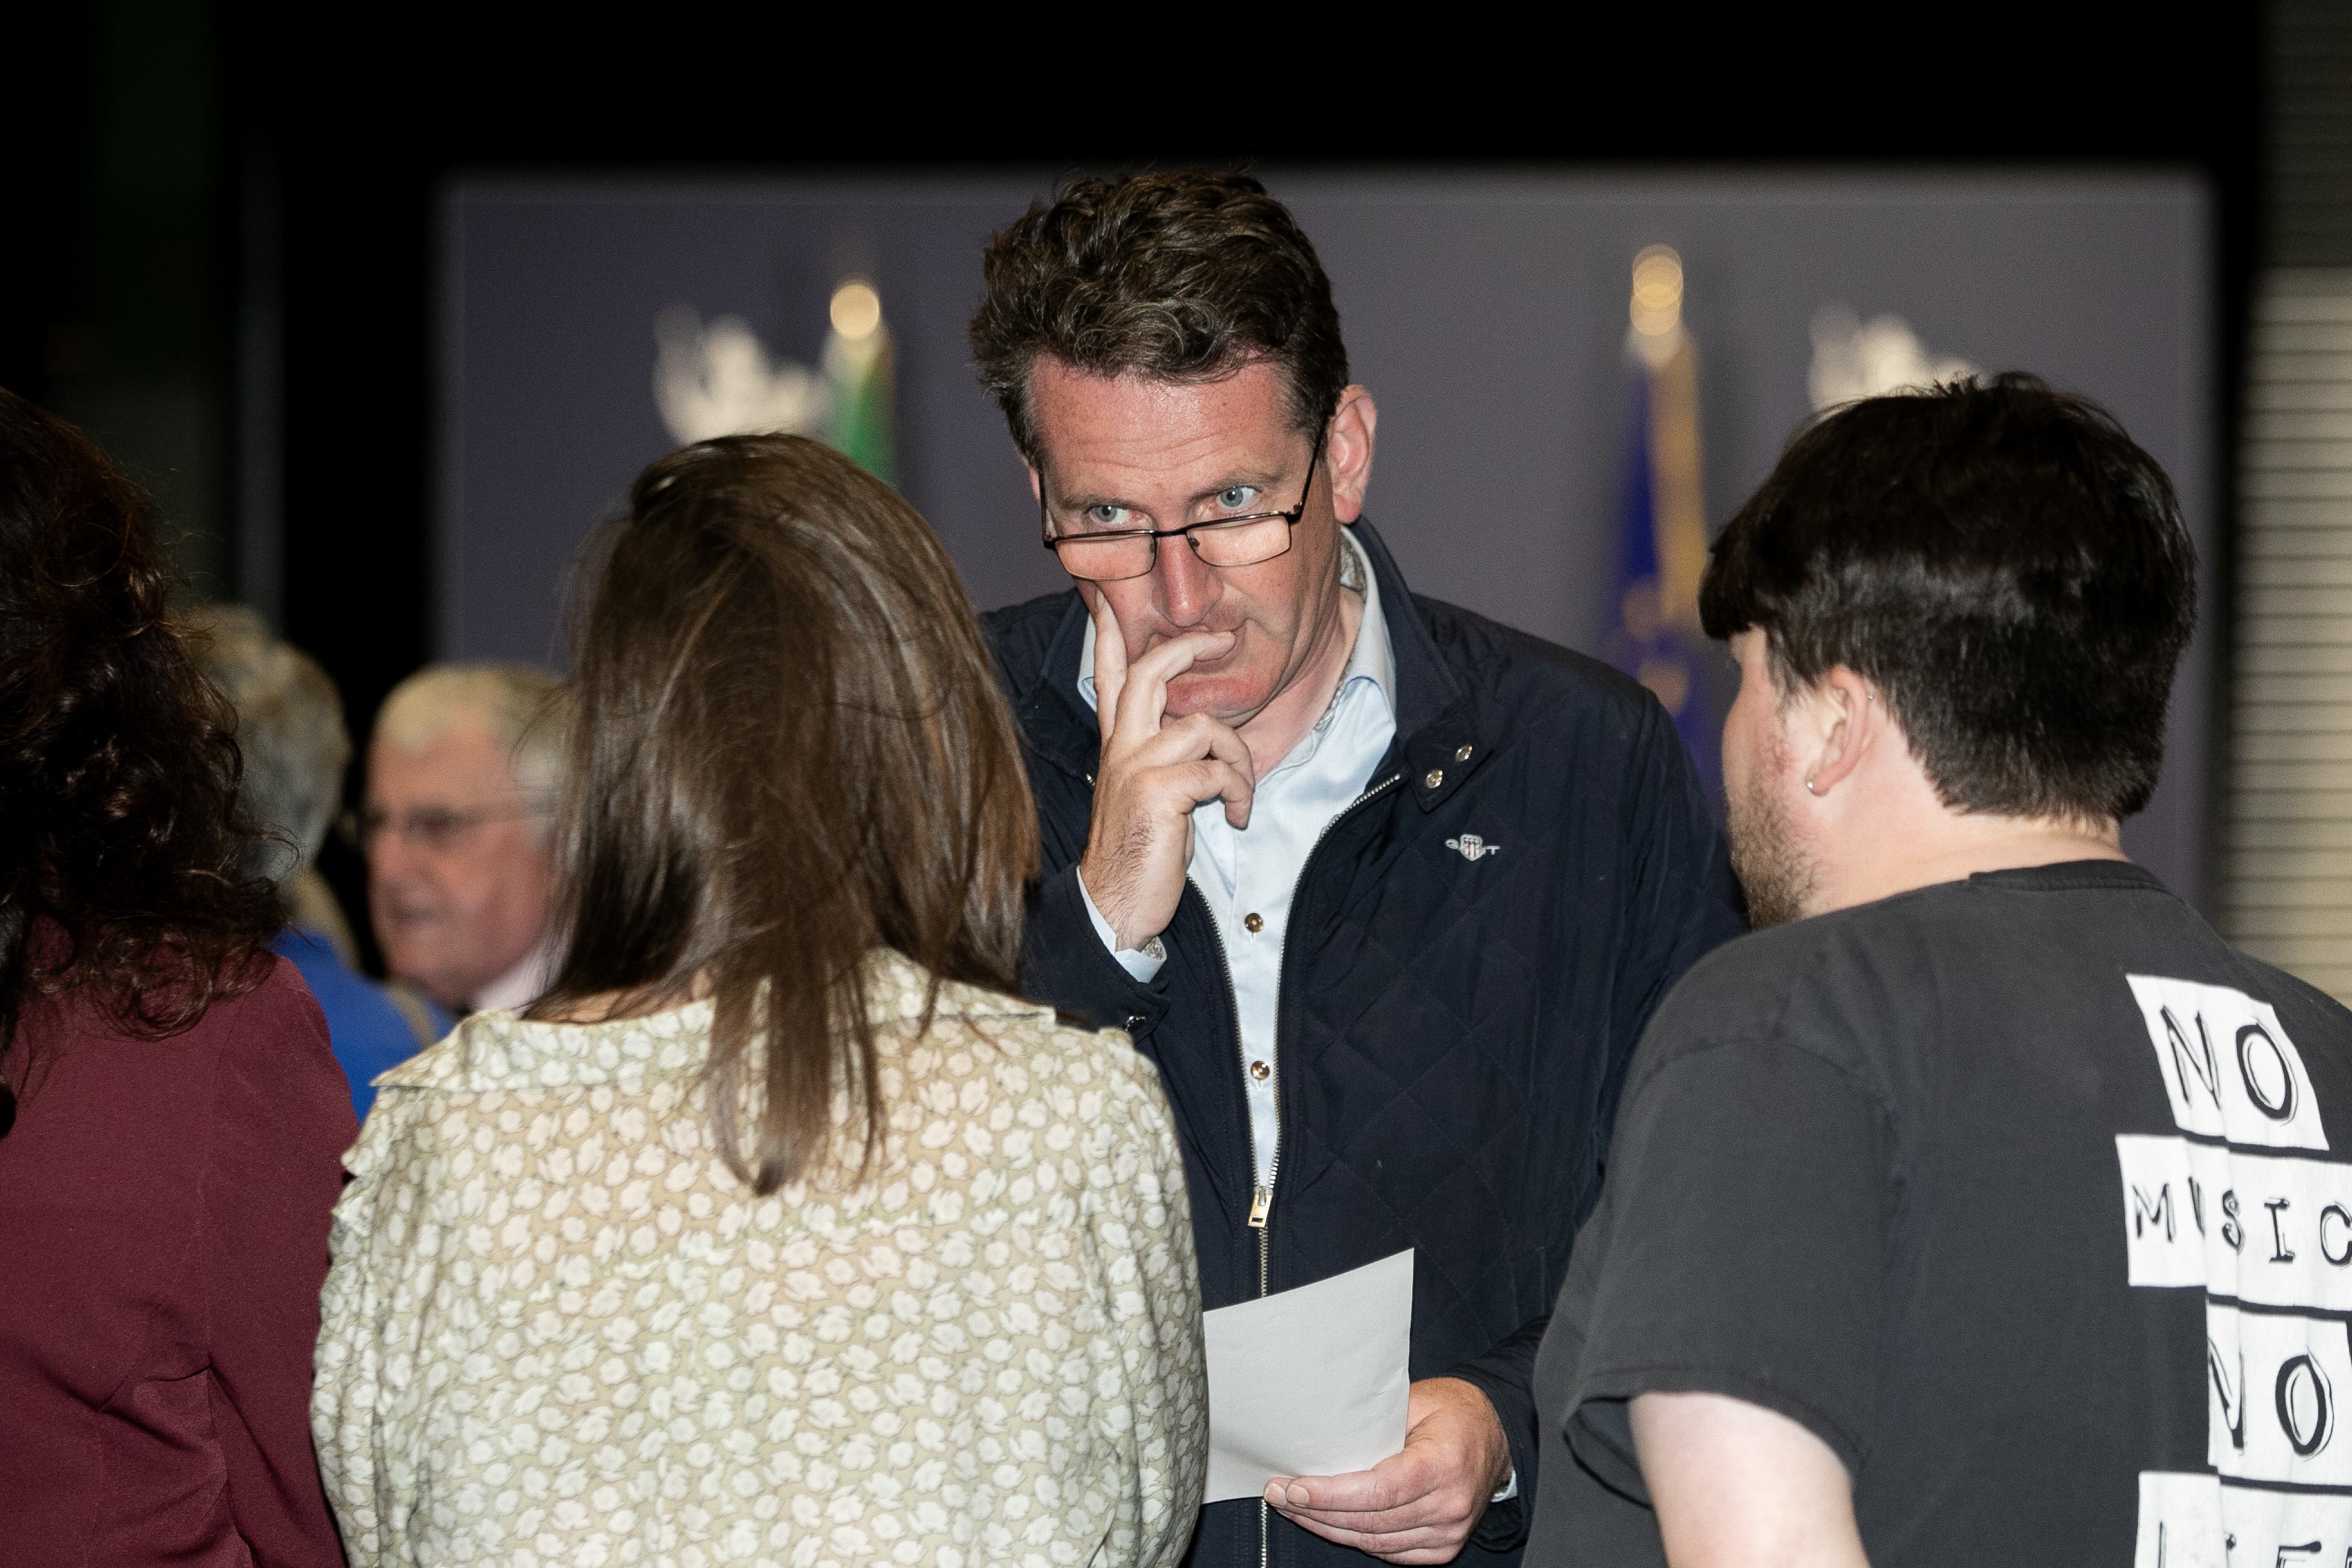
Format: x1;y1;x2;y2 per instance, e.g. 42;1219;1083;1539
0;387;352;1566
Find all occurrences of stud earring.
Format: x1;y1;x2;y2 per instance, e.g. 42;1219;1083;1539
1805;777;1819;795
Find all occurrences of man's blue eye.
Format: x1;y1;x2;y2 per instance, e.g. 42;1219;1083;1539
1218;487;1257;511
1086;505;1130;529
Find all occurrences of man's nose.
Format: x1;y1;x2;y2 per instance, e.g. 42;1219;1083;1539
366;831;420;891
1153;537;1221;627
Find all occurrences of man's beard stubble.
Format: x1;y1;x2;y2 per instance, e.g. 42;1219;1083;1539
1726;745;1818;931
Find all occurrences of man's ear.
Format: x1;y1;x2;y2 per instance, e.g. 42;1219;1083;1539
1026;463;1042;503
1327;386;1378;523
1803;667;1881;797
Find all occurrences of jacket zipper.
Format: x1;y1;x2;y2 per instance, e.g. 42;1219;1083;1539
1239;768;1404;1568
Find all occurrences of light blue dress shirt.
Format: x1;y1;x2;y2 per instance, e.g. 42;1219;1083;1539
1077;527;1397;1193
1074;531;1521;1504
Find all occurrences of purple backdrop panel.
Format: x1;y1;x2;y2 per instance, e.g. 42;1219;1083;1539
440;170;2211;903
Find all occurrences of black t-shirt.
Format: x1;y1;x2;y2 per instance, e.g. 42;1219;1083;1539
1529;860;2352;1566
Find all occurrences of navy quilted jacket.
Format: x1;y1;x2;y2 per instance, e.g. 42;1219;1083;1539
981;520;1744;1566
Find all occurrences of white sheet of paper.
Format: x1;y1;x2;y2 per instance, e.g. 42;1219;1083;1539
1201;1247;1414;1504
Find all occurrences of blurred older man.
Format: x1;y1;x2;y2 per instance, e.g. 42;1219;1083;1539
363;664;567;1014
189;604;447;1116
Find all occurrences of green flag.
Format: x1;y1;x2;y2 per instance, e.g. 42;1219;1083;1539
824;278;896;485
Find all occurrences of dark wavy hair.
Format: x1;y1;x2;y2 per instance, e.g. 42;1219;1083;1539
0;389;282;1121
968;170;1349;464
1700;373;2197;822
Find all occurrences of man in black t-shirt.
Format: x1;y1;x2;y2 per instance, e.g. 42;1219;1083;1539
1530;375;2352;1566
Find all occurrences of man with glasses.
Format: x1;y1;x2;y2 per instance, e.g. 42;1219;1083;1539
361;663;568;1018
971;171;1744;1565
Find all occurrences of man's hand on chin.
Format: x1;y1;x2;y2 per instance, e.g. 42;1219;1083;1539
1263;1376;1511;1565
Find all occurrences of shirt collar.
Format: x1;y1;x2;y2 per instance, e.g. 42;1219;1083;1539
466;933;561;1015
1077;524;1397;719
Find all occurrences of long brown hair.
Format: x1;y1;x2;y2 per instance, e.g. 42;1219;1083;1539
530;434;1039;1194
0;390;280;1108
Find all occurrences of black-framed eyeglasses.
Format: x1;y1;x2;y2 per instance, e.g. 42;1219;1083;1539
1039;437;1324;583
339;803;551;856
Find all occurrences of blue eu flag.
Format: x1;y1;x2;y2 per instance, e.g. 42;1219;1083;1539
1605;245;1717;802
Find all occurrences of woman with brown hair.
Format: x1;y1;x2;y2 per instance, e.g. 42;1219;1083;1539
314;434;1206;1566
0;389;354;1563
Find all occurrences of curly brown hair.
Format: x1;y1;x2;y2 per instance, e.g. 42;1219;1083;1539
967;170;1349;464
0;389;282;1127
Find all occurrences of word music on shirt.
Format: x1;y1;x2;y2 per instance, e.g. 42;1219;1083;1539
2117;976;2352;1567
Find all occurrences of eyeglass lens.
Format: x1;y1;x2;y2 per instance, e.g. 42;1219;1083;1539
1054;515;1296;583
1045;438;1323;583
351;805;537;855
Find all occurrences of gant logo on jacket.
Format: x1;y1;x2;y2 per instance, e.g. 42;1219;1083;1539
1445;834;1501;862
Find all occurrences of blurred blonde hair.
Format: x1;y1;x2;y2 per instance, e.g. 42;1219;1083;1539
185;603;349;888
374;663;570;813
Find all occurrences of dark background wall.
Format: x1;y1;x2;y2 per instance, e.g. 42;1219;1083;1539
2;5;2267;967
443;173;2214;900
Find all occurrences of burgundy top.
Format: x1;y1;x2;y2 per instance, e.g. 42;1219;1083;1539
0;956;356;1566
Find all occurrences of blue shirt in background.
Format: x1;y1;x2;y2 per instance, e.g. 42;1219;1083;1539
270;926;449;1121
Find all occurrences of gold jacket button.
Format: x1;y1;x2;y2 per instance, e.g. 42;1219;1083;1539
1455;743;1474;761
1424;768;1444;789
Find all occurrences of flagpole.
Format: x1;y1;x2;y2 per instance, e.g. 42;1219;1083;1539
1608;245;1719;800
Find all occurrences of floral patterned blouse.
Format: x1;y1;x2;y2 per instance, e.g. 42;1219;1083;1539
312;952;1206;1567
